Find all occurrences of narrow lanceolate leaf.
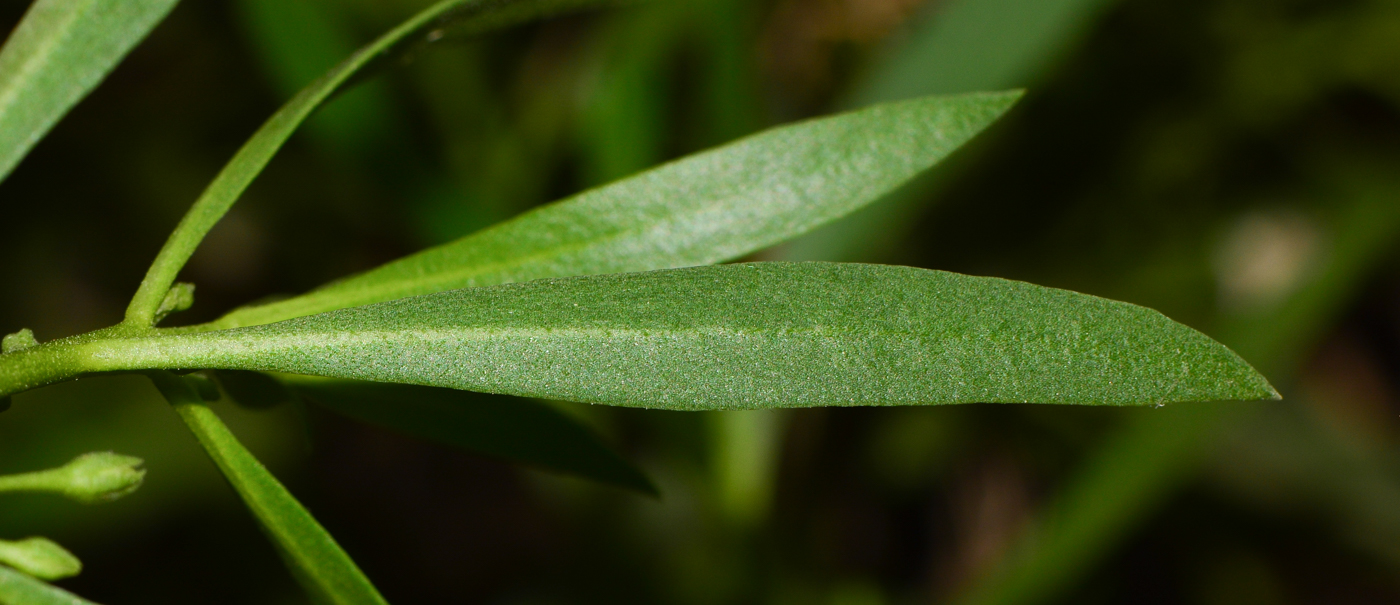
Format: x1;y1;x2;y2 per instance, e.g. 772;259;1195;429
0;0;181;183
146;372;386;605
0;564;99;605
203;91;1023;330
279;376;657;494
107;264;1276;409
123;0;620;327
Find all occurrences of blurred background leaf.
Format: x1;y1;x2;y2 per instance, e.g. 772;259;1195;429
275;376;658;495
0;0;181;183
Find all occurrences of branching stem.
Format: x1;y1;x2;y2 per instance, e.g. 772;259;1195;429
121;0;617;328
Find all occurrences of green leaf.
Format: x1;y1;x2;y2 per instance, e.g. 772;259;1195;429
146;372;387;605
950;177;1400;605
205;91;1024;330
0;0;181;184
279;376;657;494
122;0;622;328
852;0;1114;105
783;0;1116;264
108;264;1275;409
0;564;99;605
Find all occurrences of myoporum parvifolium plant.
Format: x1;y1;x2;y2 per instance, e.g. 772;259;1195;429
0;0;1279;603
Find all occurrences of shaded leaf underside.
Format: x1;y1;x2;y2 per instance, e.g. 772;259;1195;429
281;376;657;494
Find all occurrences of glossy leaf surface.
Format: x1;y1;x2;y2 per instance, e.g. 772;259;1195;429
116;264;1275;409
280;376;657;494
147;372;387;605
0;0;180;183
0;564;98;605
206;92;1022;329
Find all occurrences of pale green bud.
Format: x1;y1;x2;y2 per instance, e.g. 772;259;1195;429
153;282;195;323
54;452;146;504
0;452;146;503
0;537;81;580
1;329;37;354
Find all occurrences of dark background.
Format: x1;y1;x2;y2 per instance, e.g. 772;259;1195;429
2;0;1400;603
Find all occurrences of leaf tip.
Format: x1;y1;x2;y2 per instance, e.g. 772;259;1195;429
1208;348;1282;403
1254;377;1283;401
981;88;1027;109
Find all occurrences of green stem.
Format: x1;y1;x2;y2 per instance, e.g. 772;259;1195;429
120;2;457;326
0;337;103;399
121;0;617;328
0;471;62;494
146;371;388;605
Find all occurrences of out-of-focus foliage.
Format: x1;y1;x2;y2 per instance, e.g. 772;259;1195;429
2;0;1400;603
0;0;180;182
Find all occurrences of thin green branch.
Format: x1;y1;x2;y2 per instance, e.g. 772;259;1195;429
122;0;622;327
147;371;388;605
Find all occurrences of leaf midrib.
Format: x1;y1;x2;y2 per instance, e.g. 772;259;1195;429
90;321;942;371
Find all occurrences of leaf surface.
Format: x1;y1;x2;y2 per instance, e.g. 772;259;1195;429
0;0;180;183
146;372;387;605
206;92;1022;329
116;264;1275;409
279;376;657;494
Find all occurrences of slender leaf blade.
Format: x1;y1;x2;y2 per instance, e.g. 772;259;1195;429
951;178;1400;605
206;92;1023;329
146;372;387;605
115;264;1275;409
852;0;1113;106
279;376;657;494
0;0;180;184
124;0;618;327
0;564;98;605
784;0;1117;264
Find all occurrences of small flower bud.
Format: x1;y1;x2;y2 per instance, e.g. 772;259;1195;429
1;329;37;354
0;537;81;580
54;452;146;504
154;282;195;323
